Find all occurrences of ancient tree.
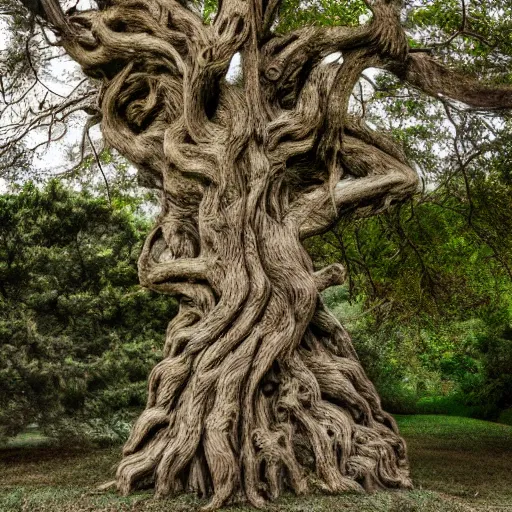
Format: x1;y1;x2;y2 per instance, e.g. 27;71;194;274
19;0;512;508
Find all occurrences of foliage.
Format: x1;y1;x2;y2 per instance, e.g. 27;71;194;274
0;180;177;443
316;188;512;418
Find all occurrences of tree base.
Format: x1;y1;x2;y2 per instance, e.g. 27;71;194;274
115;301;411;510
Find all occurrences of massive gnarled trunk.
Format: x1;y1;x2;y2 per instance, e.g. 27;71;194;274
26;0;512;508
118;138;413;508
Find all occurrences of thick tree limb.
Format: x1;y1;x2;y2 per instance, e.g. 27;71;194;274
296;136;419;239
261;25;371;84
388;53;512;109
261;0;407;109
144;258;210;286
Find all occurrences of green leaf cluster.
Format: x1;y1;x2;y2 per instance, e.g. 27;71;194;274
0;180;177;444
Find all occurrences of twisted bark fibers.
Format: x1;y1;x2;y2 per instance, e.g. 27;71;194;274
22;0;512;507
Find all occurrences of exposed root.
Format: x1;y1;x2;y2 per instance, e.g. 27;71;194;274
116;298;412;508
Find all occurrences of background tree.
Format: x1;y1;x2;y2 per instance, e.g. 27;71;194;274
302;0;512;421
5;0;512;509
0;180;177;444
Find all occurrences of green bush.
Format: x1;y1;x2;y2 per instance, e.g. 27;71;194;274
327;294;512;420
379;383;419;415
44;412;134;448
498;409;512;426
0;181;177;443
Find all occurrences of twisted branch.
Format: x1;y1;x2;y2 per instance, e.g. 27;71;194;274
388;53;512;109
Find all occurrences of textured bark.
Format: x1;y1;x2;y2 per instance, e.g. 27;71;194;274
23;0;512;508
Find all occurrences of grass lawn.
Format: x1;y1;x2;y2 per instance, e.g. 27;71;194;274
1;415;511;511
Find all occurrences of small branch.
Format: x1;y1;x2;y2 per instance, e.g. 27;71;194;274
341;298;390;322
332;226;355;300
313;263;347;292
354;226;378;298
25;35;67;99
413;0;496;55
86;130;111;205
441;102;476;225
